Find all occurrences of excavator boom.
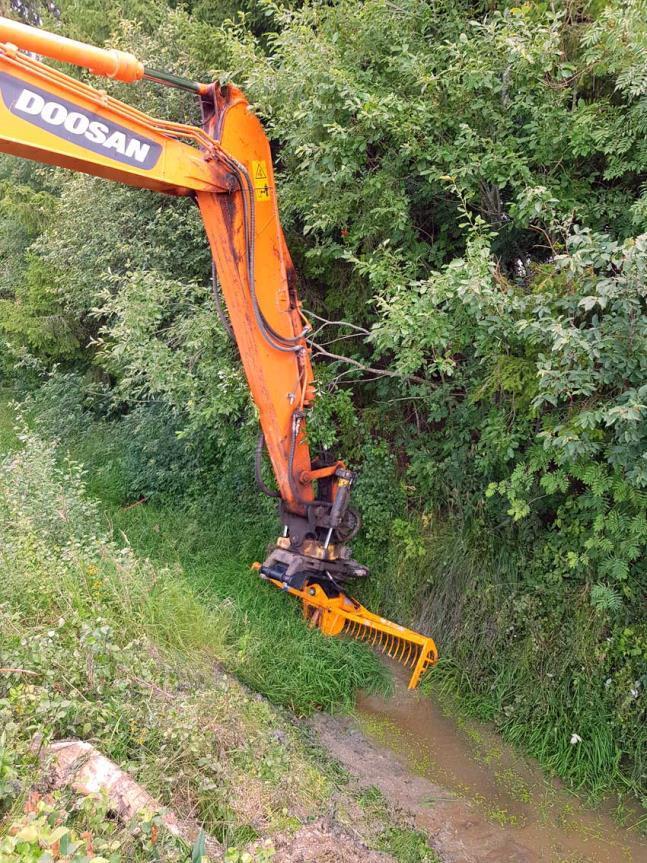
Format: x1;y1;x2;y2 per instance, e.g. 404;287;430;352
0;16;438;688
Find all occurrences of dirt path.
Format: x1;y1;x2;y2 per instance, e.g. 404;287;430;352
310;672;647;863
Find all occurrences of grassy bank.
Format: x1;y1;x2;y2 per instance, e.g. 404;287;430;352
365;515;646;816
0;410;438;862
3;384;644;818
0;385;388;715
106;498;388;712
0;389;17;451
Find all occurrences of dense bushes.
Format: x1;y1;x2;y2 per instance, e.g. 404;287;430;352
0;0;645;804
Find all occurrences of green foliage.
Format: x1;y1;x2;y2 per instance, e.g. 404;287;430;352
354;439;406;543
224;0;646;284
0;425;233;657
0;794;203;862
224;843;275;863
96;269;248;442
0;255;80;359
0;0;646;809
0;418;406;860
0;732;20;818
415;517;646;803
0;167;78;365
106;493;389;714
0;391;19;451
590;582;622;614
377;827;440;863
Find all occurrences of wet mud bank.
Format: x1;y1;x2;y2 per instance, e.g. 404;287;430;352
311;670;646;863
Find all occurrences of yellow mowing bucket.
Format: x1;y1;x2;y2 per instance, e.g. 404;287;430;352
265;578;438;690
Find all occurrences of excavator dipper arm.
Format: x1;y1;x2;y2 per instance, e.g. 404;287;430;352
0;17;437;687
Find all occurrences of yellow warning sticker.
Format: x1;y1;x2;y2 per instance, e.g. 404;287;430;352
252;160;271;201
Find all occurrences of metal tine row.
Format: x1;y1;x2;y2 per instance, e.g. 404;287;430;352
342;618;422;669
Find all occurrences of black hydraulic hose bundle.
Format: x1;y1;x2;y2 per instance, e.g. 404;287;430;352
220;153;307;353
211;145;350;521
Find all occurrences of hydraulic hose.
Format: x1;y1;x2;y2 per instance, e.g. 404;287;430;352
220;153;308;353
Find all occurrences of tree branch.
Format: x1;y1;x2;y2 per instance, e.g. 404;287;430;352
303;309;371;336
309;341;429;387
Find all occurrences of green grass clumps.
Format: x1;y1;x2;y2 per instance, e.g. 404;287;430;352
0;419;438;863
357;788;441;862
377;827;441;863
2;375;390;714
0;426;371;858
108;499;390;714
0;428;231;663
11;381;390;713
1;408;389;716
410;520;646;810
0;390;18;452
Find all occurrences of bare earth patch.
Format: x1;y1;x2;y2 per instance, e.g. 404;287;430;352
253;819;396;863
310;713;536;863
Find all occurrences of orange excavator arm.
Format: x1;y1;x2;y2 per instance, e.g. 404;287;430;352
0;15;317;515
0;16;437;688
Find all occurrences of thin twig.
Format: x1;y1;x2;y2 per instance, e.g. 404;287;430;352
529;223;559;258
303;309;371;336
318;332;367;347
383;395;429;403
122;497;148;511
132;676;175;701
309;342;428;386
0;667;39;677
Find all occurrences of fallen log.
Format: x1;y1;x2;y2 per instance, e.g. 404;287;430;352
38;739;221;858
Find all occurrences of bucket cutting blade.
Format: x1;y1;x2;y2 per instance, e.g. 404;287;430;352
257;569;438;690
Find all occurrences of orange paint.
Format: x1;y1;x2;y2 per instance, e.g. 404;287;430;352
0;28;313;511
0;16;144;82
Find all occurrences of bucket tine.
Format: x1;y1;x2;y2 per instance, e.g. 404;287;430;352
396;638;405;660
259;575;438;689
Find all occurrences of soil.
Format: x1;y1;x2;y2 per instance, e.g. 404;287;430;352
312;711;533;863
310;667;647;863
257;820;396;863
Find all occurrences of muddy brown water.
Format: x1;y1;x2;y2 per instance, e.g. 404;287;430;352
352;664;646;863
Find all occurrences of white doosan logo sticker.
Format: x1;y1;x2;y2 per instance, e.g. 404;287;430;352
15;89;152;162
0;72;161;170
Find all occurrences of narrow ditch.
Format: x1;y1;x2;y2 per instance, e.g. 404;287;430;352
312;665;646;863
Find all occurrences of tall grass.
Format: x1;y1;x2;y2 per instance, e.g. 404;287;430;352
0;389;18;452
404;519;645;806
0;428;232;664
8;384;640;808
108;498;390;713
0;426;405;860
0;400;389;714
